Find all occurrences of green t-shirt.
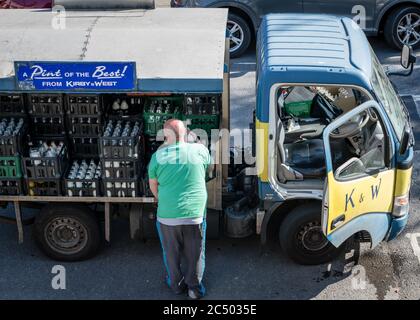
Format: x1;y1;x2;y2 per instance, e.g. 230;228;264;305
148;142;211;220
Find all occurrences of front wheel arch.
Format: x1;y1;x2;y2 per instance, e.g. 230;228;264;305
278;202;344;265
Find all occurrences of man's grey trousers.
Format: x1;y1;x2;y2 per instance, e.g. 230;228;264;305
156;221;206;295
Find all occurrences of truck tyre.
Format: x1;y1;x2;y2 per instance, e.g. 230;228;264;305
227;13;252;58
384;6;420;49
34;204;101;262
279;203;343;265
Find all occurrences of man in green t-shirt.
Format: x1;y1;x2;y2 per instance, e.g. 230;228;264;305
148;119;211;300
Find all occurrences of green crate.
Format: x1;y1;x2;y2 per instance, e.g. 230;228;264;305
0;156;22;178
143;112;182;136
284;100;312;118
183;114;220;138
143;96;184;136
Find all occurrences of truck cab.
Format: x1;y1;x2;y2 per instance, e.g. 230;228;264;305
255;14;415;265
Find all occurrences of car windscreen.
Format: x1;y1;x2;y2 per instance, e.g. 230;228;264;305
370;47;408;141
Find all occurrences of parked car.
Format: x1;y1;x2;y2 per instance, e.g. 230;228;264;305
0;0;52;8
172;0;420;57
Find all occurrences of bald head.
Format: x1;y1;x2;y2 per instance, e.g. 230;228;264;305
163;119;187;144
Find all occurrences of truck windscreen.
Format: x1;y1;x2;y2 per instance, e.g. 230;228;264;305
370;47;408;141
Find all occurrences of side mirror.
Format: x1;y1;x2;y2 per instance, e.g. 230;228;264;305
401;45;417;69
399;125;412;155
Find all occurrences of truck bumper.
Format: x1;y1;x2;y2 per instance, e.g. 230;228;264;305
386;213;409;241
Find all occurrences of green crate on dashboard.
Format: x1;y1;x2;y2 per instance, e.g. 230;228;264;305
0;156;22;178
284;100;312;118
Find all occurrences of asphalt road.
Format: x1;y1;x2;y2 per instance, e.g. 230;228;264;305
1;36;420;300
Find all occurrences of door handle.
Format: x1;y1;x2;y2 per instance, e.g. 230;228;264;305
331;214;345;230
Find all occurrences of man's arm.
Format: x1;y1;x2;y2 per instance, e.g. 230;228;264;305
149;178;159;201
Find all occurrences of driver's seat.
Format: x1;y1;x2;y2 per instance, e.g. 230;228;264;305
277;119;326;181
283;139;326;179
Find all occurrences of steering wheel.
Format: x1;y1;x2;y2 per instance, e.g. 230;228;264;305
330;111;370;139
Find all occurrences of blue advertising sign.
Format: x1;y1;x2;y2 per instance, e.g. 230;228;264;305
15;61;137;91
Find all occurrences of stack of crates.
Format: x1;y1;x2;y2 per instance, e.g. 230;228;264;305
183;94;220;139
99;119;143;197
0;94;27;195
23;138;69;196
66;94;104;159
28;94;66;137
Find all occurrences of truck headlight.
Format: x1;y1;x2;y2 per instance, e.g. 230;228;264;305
393;194;409;217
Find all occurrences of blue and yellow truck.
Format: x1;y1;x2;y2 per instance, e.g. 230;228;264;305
0;6;415;265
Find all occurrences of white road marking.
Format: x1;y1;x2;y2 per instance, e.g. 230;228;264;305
406;233;420;265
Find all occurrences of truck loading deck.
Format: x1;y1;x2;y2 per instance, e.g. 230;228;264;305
0;7;230;260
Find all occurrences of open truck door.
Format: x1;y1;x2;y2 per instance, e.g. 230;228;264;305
322;101;396;249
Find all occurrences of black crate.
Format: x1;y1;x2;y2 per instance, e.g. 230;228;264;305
66;94;103;115
105;95;143;118
66;115;103;136
70;136;100;159
30;115;66;136
0;118;27;156
0;94;26;115
28;94;64;115
22;140;68;178
99;120;143;159
0;178;24;195
64;159;101;197
26;178;61;196
102;178;139;197
184;94;221;115
102;159;140;179
145;137;163;163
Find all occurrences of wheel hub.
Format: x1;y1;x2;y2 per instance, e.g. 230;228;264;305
298;221;329;252
397;13;420;46
227;20;244;53
45;217;88;254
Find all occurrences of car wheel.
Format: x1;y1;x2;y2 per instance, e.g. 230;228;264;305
227;13;251;58
385;6;420;49
279;203;343;265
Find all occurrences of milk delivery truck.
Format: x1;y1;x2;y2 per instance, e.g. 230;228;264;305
0;3;414;265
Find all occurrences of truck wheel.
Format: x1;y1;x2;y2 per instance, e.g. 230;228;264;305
34;204;101;261
384;6;420;49
227;13;251;58
279;203;343;265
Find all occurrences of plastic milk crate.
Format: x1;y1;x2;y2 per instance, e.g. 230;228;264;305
99;120;143;159
0;94;26;115
26;178;62;196
30;115;66;136
66;115;103;136
0;117;27;156
0;178;24;195
66;94;103;115
102;178;139;197
70;136;100;159
0;156;22;178
28;94;64;115
63;159;102;197
22;139;69;179
143;96;183;136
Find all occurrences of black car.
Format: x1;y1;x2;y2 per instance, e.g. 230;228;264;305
172;0;420;57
